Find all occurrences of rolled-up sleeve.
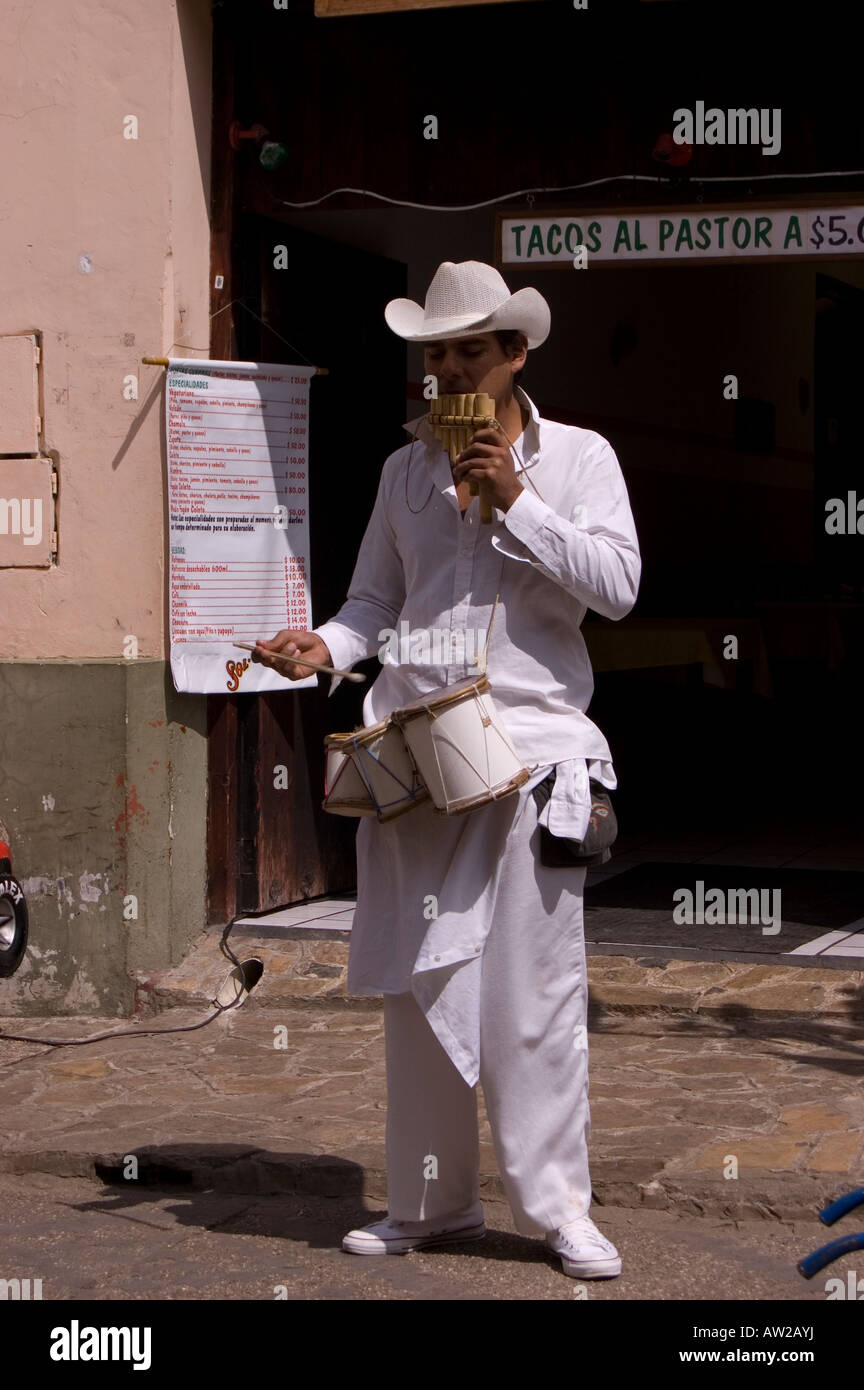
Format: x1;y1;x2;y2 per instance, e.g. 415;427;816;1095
313;458;407;675
494;436;641;621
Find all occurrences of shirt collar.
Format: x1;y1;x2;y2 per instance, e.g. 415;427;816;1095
403;385;542;473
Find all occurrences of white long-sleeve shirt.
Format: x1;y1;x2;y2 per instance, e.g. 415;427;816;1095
314;386;641;842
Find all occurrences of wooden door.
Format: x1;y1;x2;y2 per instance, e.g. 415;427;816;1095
208;221;407;919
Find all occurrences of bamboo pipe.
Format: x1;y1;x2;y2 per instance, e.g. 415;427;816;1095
427;392;497;523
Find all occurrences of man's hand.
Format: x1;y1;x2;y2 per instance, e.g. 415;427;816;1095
451;425;524;513
252;629;333;681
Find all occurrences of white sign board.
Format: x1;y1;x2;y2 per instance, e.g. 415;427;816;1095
166;358;316;694
499;205;864;267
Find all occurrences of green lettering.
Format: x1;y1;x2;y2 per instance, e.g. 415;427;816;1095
634;219;648;251
547;223;562;256
754;216;771;248
695;217;712;250
675;219;694;252
784;215;803;249
586;221;602;252
527;225;545;258
715;216;729;248
732;217;751;249
511;225;526;257
564;223;583;253
659;219;674;250
613;220;632;253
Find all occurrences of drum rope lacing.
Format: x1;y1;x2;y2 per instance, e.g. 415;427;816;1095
475;585;500;677
326;730;425;817
423;692;501;811
348;733;425;813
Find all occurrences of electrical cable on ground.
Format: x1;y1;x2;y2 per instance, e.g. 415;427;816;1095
0;906;268;1051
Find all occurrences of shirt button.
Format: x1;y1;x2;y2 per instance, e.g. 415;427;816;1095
435;954;441;962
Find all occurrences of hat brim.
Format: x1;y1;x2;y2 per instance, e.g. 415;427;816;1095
385;287;550;349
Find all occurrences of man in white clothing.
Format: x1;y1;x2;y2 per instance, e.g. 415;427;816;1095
254;261;641;1279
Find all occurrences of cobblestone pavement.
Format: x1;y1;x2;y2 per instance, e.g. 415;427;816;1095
1;997;863;1221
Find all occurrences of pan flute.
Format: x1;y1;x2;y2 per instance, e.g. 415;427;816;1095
428;392;497;523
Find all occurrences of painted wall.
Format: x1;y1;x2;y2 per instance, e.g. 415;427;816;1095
0;0;213;1013
1;0;212;657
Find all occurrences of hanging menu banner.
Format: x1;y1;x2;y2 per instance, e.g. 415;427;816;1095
166;358;317;694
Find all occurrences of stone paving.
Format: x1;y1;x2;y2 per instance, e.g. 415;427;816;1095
3;824;863;1226
131;921;864;1022
2;985;863;1223
142;808;864;1019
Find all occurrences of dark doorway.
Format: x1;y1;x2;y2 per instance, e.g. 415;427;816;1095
814;273;864;600
208;223;407;917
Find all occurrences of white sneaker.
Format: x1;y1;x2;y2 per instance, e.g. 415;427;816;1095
545;1213;622;1279
342;1206;486;1255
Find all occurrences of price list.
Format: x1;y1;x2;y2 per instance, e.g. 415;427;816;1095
165;359;317;693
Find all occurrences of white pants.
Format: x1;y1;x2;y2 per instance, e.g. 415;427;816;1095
382;858;591;1238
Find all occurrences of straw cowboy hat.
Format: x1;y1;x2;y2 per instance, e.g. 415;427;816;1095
385;260;551;349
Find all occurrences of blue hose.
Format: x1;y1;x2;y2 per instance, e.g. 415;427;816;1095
797;1188;864;1278
798;1232;864;1279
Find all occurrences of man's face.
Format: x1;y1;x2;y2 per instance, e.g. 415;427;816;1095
423;333;525;403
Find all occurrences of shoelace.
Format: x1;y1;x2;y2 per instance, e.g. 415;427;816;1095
552;1219;616;1255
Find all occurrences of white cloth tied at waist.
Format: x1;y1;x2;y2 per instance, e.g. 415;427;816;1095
406;754;616;979
533;755;617;842
398;755;617;1087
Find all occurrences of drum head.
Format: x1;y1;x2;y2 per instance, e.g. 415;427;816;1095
392;674;491;723
324;717;392;750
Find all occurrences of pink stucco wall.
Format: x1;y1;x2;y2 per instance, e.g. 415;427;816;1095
0;0;212;657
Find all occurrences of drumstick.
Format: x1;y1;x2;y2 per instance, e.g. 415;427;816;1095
232;641;366;682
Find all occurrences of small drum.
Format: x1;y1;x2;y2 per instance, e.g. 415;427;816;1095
392;675;529;816
323;717;428;822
